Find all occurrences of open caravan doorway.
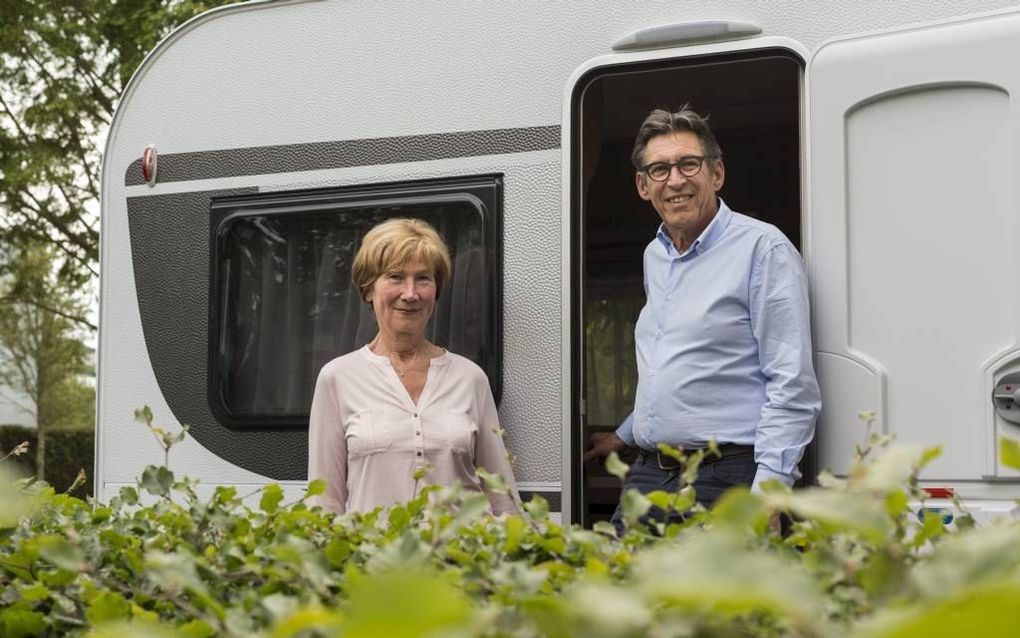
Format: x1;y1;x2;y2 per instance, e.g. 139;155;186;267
569;47;806;527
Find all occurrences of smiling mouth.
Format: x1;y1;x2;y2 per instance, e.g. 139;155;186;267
394;308;420;313
665;194;693;204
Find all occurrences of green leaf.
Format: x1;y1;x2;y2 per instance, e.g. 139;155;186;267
342;571;471;638
268;606;342;638
1000;436;1020;470
261;593;299;621
178;619;217;638
855;582;1020;638
134;406;154;424
605;451;630;480
524;495;549;521
86;591;132;624
503;514;528;553
656;443;684;462
476;467;509;494
325;539;352;567
17;582;50;603
774;488;894;543
634;529;822;630
305;479;326;498
0;609;46;638
388;505;411;530
621;488;652;527
37;534;85;571
86;620;178;638
118;486;139;505
131;605;159;623
260;484;284;514
139;466;174;497
645;490;673;511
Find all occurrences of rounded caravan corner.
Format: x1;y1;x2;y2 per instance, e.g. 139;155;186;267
806;2;1020;74
103;0;301;180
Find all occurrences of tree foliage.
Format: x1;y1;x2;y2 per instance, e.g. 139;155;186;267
0;241;93;479
2;418;1019;637
0;0;227;287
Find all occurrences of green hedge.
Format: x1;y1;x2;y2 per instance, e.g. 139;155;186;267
0;424;94;497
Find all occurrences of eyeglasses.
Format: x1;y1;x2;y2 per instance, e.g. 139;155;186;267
640;156;716;182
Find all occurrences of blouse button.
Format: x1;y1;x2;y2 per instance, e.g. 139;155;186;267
416;451;422;457
415;431;421;436
413;413;419;418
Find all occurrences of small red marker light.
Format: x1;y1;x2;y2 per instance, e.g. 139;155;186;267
923;487;954;499
142;145;158;186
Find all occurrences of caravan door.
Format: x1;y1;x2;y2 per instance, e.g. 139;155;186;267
563;32;810;526
808;9;1020;497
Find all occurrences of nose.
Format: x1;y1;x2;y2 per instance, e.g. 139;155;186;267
665;163;688;186
399;277;419;299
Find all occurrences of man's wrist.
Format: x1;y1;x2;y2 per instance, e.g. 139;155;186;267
750;465;795;493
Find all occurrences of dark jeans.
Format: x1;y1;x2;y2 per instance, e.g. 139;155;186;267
610;448;757;536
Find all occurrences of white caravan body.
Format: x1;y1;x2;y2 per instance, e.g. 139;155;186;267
99;0;1020;523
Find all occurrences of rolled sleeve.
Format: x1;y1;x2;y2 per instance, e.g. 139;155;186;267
615;412;636;447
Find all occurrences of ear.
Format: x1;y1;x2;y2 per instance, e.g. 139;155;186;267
635;171;651;201
710;158;725;192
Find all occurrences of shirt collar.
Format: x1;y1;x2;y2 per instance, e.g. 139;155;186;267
655;198;733;256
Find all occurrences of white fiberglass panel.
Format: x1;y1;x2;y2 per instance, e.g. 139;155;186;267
810;10;1020;482
845;86;1013;479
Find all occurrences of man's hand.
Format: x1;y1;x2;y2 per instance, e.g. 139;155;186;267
583;432;626;464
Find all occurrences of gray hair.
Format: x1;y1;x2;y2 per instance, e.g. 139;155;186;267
630;105;723;170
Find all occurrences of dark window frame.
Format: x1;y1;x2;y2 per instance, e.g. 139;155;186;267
208;174;504;429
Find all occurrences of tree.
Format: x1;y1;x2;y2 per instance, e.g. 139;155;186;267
0;240;93;481
0;0;228;292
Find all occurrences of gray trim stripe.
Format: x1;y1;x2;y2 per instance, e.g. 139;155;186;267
125;125;561;186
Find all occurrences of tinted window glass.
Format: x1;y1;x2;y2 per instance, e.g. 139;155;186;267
210;177;502;427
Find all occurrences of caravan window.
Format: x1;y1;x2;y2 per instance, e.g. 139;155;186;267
209;176;503;428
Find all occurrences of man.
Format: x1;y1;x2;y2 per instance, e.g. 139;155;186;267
584;106;821;532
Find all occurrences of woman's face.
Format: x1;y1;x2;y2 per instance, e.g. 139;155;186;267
367;259;437;340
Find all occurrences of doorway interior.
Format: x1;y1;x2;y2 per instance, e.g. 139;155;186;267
570;48;805;526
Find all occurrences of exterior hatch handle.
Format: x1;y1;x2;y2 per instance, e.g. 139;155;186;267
992;372;1020;425
611;20;762;51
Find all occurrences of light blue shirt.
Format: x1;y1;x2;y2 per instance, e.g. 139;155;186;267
615;199;821;489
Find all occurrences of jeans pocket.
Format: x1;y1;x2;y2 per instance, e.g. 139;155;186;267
705;455;757;487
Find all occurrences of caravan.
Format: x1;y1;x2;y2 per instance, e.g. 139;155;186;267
99;0;1020;524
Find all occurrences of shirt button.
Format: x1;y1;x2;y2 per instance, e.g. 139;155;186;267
415;431;421;436
413;413;418;418
666;294;672;301
650;370;656;376
416;451;422;457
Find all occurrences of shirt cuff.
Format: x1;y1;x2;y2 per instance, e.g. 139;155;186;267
615;413;636;447
751;464;796;493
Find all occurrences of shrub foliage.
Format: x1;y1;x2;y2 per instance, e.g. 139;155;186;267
1;417;1019;638
0;425;93;496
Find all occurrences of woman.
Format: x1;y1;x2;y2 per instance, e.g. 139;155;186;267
308;218;519;515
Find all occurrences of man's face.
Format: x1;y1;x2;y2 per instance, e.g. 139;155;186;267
635;131;724;247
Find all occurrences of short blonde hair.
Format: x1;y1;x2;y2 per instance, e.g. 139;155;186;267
351;218;452;302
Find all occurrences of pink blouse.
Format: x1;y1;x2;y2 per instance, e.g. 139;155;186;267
307;346;520;515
